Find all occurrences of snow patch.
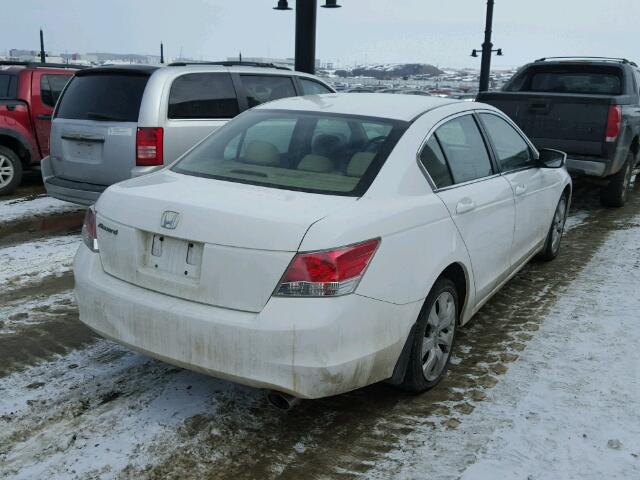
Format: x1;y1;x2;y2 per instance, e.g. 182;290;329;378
0;195;82;224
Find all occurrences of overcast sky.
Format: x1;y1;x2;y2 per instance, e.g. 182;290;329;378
2;0;639;68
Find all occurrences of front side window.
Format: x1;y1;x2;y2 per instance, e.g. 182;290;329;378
420;135;453;189
168;73;239;119
173;110;407;196
40;74;70;108
240;75;296;108
434;115;493;184
299;78;332;95
480;113;534;171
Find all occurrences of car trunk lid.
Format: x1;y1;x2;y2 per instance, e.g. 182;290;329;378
94;170;356;312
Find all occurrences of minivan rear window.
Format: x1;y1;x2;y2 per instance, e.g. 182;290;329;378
55;73;149;122
172;110;407;197
168;72;239;119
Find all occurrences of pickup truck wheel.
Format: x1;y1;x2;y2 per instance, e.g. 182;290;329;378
399;277;458;393
539;193;568;261
0;146;23;196
600;153;633;208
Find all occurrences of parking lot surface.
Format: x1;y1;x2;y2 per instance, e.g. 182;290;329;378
0;179;639;479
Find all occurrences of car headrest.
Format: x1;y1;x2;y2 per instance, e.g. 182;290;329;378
243;140;280;166
312;134;342;157
297;154;335;173
346;152;376;177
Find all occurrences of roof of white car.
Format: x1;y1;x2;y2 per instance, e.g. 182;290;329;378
255;93;460;121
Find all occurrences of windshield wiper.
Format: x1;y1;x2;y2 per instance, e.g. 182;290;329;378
86;112;128;122
229;169;269;178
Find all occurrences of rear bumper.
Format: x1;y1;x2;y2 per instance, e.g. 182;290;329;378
41;156;106;206
566;158;608;177
74;246;420;399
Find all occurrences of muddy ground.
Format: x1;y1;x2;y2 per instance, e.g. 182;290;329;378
0;177;638;479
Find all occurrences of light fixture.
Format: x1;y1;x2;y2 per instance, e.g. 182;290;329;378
322;0;342;7
273;0;291;10
471;49;479;58
496;48;503;56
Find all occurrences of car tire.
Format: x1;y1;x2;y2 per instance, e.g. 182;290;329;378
0;146;23;196
600;152;634;208
399;277;459;394
538;192;569;262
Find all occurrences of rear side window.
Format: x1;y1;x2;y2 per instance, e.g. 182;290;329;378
420;136;453;189
240;75;296;108
299;78;332;95
40;74;71;108
506;65;624;95
435;115;493;184
168;73;239;119
55;73;149;122
0;74;17;99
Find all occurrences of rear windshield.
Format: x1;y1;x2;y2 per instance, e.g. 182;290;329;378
172;110;407;196
505;65;624;95
55;73;149;122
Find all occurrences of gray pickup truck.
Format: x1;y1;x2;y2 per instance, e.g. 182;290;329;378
478;57;640;207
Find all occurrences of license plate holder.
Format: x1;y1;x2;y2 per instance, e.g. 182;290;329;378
144;234;203;280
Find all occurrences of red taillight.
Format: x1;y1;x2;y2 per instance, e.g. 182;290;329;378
275;238;380;297
81;207;99;252
136;127;163;166
605;105;621;142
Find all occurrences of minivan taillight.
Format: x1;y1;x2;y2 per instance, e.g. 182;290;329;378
81;207;99;252
275;238;380;297
136;127;163;166
605;105;622;142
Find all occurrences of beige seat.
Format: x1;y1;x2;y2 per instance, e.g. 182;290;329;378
243;141;280;166
346;152;376;177
297;154;335;173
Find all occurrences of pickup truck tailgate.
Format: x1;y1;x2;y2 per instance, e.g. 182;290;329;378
479;92;613;156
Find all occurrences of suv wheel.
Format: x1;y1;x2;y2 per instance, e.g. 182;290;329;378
0;146;23;196
600;152;633;208
399;277;458;393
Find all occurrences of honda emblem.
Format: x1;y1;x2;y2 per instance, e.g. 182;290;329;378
161;211;180;230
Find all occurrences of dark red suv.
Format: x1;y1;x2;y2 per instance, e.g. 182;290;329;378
0;62;81;195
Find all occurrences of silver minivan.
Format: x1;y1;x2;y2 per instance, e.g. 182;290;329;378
42;62;335;205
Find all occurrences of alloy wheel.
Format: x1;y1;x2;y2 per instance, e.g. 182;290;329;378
0;154;14;189
422;291;456;381
551;196;567;253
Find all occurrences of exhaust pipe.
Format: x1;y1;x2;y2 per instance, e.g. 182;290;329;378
266;390;300;411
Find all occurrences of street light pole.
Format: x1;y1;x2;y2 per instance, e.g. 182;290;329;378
294;0;317;74
479;0;495;92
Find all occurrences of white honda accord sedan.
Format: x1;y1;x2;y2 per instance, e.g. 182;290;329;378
75;94;571;401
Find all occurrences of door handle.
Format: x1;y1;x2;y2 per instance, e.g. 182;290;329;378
515;184;527;196
456;198;476;214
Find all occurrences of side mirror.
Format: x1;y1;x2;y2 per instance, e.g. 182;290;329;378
538;148;566;168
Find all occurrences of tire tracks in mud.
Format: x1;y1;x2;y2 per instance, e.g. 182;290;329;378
126;186;640;480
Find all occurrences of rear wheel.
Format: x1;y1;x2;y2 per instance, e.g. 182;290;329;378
399;277;458;393
600;152;633;207
0;146;23;196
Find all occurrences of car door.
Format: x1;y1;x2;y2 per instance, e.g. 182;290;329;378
420;113;515;301
478;112;556;266
32;71;71;157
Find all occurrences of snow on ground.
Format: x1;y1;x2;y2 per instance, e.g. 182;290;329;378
0;290;76;335
564;209;590;231
0;234;80;291
0;195;82;224
371;219;640;479
0;341;252;479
